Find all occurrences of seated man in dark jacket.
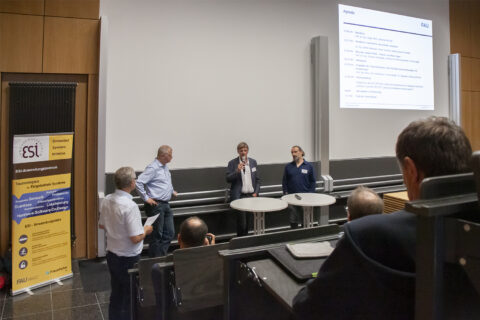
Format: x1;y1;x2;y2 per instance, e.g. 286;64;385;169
293;117;477;319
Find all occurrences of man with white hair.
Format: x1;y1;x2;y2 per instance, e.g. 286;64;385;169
136;145;177;257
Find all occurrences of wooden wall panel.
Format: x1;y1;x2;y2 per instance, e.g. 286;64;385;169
469;92;480;151
471;58;480;91
470;1;480;58
450;0;472;56
0;13;43;72
45;0;98;19
43;17;99;74
461;57;472;91
0;74;9;255
86;74;98;258
0;0;44;15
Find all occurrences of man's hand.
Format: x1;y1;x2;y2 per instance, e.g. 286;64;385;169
146;198;158;206
172;191;178;198
252;193;258;197
144;225;153;235
206;233;216;245
237;162;245;172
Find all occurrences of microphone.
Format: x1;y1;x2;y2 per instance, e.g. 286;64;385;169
242;156;246;173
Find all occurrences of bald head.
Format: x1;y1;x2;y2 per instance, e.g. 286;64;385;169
347;186;384;221
178;216;208;248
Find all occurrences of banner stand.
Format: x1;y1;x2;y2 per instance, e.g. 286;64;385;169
11;133;74;295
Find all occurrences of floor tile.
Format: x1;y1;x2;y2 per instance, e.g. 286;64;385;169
0;289;6;301
4;310;53;320
71;260;80;274
50;274;82;292
2;292;52;318
95;290;110;304
52;288;97;310
52;304;103;320
99;303;109;320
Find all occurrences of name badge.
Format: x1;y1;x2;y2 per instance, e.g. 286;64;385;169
252;167;257;172
301;169;308;174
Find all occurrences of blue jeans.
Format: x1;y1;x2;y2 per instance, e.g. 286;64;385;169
145;202;174;257
106;251;140;320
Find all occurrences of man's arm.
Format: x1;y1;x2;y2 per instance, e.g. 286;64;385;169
226;159;240;183
308;164;316;193
130;225;153;244
136;166;157;205
251;159;260;196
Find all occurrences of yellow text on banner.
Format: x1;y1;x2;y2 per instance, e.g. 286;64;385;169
12;173;71;199
49;134;73;160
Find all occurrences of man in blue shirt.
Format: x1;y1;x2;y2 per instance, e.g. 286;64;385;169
282;145;317;228
136;145;177;257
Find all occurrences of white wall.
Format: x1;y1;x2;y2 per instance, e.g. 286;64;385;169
100;0;450;172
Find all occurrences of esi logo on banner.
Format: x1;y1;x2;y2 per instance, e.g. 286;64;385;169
13;134;73;164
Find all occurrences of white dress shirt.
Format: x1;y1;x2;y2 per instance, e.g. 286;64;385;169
99;189;145;257
240;157;254;194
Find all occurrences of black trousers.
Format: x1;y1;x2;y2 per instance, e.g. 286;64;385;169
106;251;140;320
237;193;254;236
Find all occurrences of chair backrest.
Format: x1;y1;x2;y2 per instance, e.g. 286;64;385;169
172;242;229;312
138;255;173;307
229;224;340;250
419;172;475;200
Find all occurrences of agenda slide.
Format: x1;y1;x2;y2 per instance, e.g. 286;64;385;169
339;4;434;110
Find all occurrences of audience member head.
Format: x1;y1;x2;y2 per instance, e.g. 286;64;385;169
347;186;383;221
178;216;210;249
114;167;136;192
396;116;472;200
157;145;173;164
291;145;305;163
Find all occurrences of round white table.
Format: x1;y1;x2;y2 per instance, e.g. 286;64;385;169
230;197;288;235
281;193;336;228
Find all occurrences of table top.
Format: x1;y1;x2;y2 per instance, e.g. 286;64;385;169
281;193;336;207
230;197;288;213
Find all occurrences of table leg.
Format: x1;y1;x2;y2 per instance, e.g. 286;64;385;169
319;206;329;226
253;212;265;235
302;206;314;228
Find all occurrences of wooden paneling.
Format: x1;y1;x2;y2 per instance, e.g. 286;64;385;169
471;0;480;58
86;74;98;258
450;0;472;56
0;74;9;255
0;0;44;15
471;58;480;91
461;57;472;91
461;90;472;139
43;17;99;74
0;13;43;72
470;92;480;151
0;73;92;258
45;0;99;19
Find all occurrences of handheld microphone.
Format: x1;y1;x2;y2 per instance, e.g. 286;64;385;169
242;156;246;173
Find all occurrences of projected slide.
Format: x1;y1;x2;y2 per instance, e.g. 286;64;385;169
339;4;434;110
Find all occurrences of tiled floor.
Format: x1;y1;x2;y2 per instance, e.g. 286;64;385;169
0;260;111;320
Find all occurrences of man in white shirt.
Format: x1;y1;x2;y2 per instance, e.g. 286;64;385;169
99;167;153;320
226;142;260;236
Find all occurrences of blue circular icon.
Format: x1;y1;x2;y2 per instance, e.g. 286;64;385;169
19;260;28;270
19;235;28;244
19;247;28;257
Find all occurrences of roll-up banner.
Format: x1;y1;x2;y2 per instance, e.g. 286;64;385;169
11;133;74;295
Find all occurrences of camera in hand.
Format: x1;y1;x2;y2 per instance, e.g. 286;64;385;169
206;234;213;244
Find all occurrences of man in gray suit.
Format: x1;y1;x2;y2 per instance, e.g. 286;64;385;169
226;142;260;236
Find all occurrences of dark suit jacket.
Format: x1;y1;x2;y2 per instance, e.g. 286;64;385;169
292;210;480;320
226;157;260;201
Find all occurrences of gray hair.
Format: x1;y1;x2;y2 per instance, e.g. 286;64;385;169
347;186;383;220
157;145;172;157
114;167;136;189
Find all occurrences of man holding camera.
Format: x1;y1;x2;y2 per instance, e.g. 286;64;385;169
177;216;215;248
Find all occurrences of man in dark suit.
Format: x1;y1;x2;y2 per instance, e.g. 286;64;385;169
293;117;477;319
226;142;260;236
